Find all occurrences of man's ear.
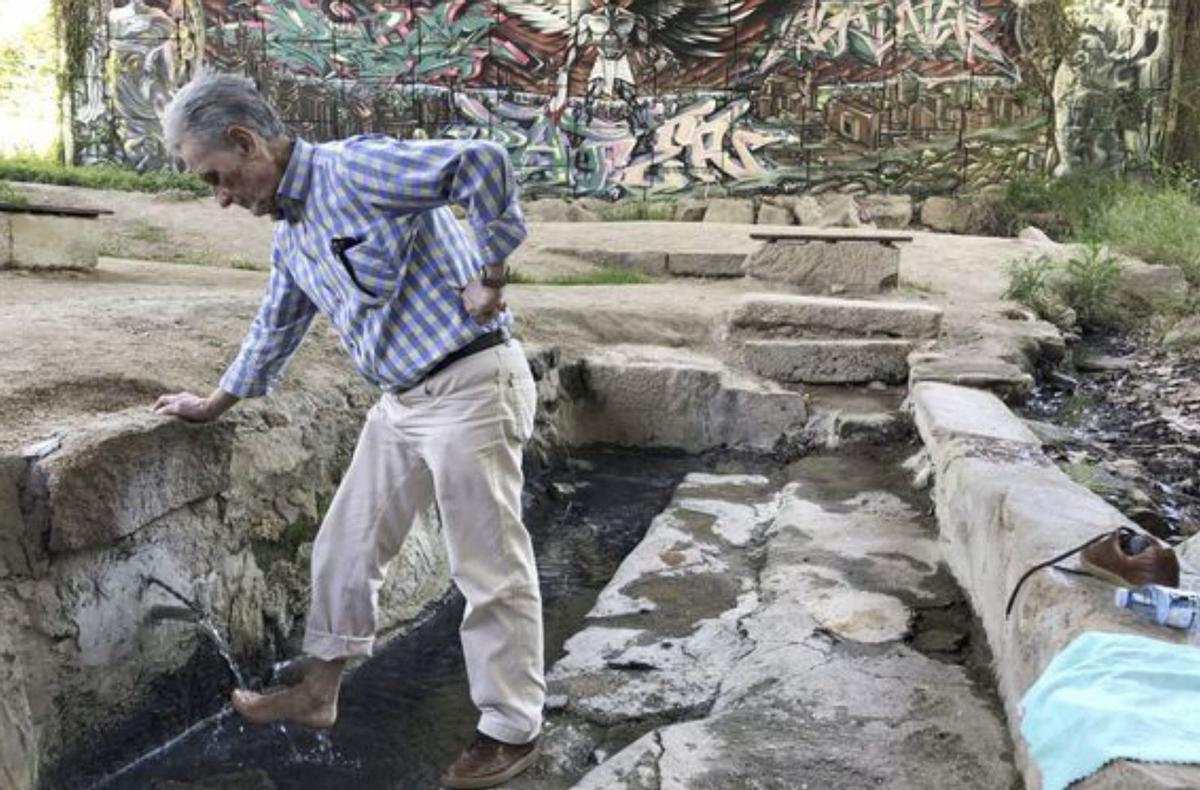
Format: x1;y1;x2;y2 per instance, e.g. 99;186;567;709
226;126;257;156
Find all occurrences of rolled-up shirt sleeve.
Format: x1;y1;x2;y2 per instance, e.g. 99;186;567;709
219;258;318;398
339;137;527;268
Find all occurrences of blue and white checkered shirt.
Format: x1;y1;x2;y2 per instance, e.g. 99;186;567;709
219;135;526;398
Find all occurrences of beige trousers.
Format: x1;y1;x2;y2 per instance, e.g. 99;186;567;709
303;339;545;744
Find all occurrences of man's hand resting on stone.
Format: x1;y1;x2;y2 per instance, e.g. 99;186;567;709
153;389;238;422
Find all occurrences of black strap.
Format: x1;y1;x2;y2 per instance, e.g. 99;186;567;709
1003;530;1127;618
425;328;509;381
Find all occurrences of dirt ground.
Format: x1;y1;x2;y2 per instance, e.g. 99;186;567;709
1;181;1043;452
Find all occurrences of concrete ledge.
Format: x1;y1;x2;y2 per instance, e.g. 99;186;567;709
730;293;942;339
559;345;807;452
6;213;101;271
33;414;235;552
741;338;916;384
911;381;1200;790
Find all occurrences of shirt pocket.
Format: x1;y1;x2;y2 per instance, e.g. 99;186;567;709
329;228;411;304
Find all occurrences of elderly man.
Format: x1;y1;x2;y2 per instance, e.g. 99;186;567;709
153;70;543;789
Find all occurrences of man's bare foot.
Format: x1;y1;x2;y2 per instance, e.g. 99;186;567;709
231;686;337;728
231;656;345;728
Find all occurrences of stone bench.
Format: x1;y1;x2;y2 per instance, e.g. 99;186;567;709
744;229;914;294
0;201;113;271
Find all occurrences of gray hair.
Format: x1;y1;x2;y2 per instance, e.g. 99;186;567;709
161;69;287;155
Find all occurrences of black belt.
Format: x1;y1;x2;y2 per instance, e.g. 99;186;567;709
407;328;509;390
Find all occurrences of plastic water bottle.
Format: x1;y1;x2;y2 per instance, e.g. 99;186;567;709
1114;585;1200;636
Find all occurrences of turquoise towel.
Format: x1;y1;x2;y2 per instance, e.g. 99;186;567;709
1020;631;1200;790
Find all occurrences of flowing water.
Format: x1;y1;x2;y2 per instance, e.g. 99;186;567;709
73;449;715;790
143;576;249;692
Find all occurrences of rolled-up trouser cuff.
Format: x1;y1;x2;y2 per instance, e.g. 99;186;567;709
303;628;374;661
478;712;541;746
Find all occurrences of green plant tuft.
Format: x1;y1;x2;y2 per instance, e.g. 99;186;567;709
1059;243;1123;330
1003;255;1055;306
1003;244;1125;332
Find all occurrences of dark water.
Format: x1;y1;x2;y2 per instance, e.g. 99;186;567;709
74;449;707;790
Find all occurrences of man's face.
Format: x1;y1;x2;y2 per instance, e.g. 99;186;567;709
181;129;282;217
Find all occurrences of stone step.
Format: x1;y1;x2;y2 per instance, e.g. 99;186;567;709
743;237;900;294
559;344;807;452
802;386;909;448
907;351;1034;402
729;293;942;339
741;338;916;384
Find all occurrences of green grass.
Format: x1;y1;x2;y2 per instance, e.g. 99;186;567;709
0;154;206;195
509;266;657;286
128;220;169;244
97;244;216;267
1004;255;1056;306
1001;171;1120;236
0;180;28;205
1094;185;1200;283
999;171;1200;285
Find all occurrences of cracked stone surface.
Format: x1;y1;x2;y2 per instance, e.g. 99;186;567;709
512;457;1017;789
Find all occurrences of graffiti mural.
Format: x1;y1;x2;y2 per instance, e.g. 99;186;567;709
69;0;199;169
71;0;1175;197
1053;0;1171;175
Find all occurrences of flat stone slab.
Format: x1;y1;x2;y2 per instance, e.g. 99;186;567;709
532;465;1015;790
741;338;916;384
729;293;942;339
561;345;807;452
744;239;900;294
909;382;1040;446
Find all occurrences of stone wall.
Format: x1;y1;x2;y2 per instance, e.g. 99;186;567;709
0;345;565;787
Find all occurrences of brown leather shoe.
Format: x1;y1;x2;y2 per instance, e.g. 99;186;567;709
440;731;540;789
1080;527;1180;587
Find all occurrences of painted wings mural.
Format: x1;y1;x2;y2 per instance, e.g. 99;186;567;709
494;0;791;92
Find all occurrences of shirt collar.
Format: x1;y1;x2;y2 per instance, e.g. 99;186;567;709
275;138;314;222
